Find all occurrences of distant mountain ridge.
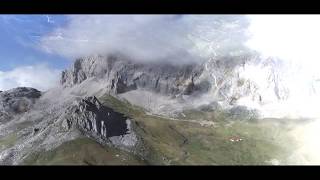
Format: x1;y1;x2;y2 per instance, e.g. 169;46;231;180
59;53;290;118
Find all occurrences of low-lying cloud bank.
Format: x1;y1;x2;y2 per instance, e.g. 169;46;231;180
40;15;252;64
0;64;60;91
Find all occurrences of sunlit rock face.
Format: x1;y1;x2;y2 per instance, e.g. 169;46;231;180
234;57;292;118
234;56;320;119
200;53;320;119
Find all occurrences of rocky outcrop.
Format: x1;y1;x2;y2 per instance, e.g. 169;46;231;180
0;92;147;165
0;87;41;123
227;105;259;120
60;54;208;96
60;96;140;150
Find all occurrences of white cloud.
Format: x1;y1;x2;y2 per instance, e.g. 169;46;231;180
40;15;251;64
245;15;320;119
0;64;60;91
247;15;320;74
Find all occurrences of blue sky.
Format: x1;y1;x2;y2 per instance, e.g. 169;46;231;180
0;15;70;71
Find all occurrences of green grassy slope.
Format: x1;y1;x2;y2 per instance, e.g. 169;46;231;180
99;94;297;165
23;137;146;165
15;93;298;165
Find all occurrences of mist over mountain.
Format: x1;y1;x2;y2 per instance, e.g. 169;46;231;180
1;15;320;165
40;15;251;65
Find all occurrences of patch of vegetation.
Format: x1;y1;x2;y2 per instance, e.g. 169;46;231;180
23;137;146;165
0;133;18;151
100;94;145;117
19;94;298;165
0;94;298;165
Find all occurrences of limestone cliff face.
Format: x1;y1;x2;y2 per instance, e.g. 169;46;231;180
60;53;292;118
60;54;209;96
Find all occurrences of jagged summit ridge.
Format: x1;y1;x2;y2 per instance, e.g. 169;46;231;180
60;55;209;96
59;53;294;118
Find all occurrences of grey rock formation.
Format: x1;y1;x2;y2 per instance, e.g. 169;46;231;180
59;54;271;109
60;96;142;151
62;96;129;138
198;101;221;112
227;105;259;120
61;54;209;96
59;53;284;118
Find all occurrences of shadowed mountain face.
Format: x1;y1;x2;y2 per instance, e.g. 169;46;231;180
62;96;129;138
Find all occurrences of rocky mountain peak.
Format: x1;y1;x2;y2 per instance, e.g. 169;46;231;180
60;54;209;97
63;96;129;137
1;87;41;99
0;87;41;123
